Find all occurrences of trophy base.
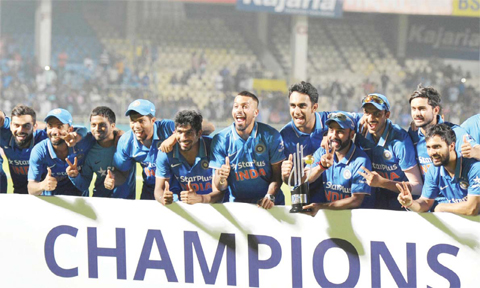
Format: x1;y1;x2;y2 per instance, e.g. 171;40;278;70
289;182;310;213
289;204;311;213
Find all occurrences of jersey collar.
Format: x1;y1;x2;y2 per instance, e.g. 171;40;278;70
291;112;322;138
231;121;258;141
440;152;463;180
366;119;391;147
337;142;356;165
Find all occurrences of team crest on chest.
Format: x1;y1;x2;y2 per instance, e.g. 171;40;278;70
255;143;266;154
459;180;469;190
343;169;352;180
383;150;392;160
201;159;209;169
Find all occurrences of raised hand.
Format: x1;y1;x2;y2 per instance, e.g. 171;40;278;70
59;130;78;147
358;166;384;187
43;167;58;191
104;169;115;190
180;181;202;204
281;154;293;181
396;181;413;208
65;157;79;178
320;145;336;169
163;181;174;205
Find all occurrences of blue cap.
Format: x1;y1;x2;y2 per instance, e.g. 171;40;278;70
125;99;155;117
44;108;73;126
361;93;390;111
326;112;355;130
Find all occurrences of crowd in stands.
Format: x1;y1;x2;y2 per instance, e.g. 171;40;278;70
0;27;477;130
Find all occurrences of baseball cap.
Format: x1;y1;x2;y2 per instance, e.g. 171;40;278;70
125;99;155;117
44;108;73;125
326;112;355;129
361;93;390;111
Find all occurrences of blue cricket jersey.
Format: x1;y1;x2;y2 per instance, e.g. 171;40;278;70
28;133;95;196
313;143;374;208
409;116;476;178
156;136;213;200
1;116;48;194
1;117;87;194
356;119;419;210
209;122;286;204
461;114;480;142
280;111;330;201
113;120;175;199
71;141;136;199
423;154;480;208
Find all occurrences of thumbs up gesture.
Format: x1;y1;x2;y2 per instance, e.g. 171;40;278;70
281;154;293;183
396;182;413;208
218;156;231;185
66;157;79;178
163;181;174;205
43;167;58;191
461;134;474;158
181;181;202;204
104;169;115;190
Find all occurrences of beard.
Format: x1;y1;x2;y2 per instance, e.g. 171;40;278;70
14;133;33;148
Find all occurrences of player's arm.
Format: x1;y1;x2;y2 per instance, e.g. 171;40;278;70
112;134;134;186
69;158;94;196
434;195;480;216
396;182;434;212
201;120;215;136
310;193;366;212
258;162;282;209
159;133;177;153
359;165;423;195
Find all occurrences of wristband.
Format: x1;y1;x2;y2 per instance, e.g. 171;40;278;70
317;161;329;170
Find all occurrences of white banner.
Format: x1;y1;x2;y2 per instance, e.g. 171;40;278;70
0;194;479;287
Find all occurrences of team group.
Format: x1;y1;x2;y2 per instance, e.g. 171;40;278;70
0;81;479;216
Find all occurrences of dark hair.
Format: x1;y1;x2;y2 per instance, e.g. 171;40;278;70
425;123;456;146
238;91;259;106
175;110;203;133
288;81;319;104
90;106;116;124
409;84;442;112
11;105;36;123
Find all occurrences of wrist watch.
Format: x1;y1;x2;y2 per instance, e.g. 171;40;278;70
265;194;275;202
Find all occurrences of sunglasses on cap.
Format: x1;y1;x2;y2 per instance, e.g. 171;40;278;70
327;112;351;121
362;94;387;107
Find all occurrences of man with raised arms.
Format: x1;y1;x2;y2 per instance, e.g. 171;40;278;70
398;123;480;215
210;91;285;208
355;93;423;210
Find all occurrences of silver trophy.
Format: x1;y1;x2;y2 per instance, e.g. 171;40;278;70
289;143;312;213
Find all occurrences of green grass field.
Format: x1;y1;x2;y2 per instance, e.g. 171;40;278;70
2;156;291;204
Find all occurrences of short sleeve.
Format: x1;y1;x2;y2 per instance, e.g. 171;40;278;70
268;131;286;164
209;134;227;169
28;145;46;182
113;134;134;171
394;133;418;171
468;162;480;196
421;166;439;199
155;150;172;179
